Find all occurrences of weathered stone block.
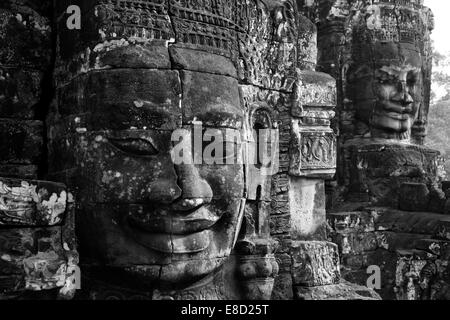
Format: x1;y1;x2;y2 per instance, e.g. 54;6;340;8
0;119;43;165
291;241;340;287
0;7;52;69
297;14;318;70
294;280;380;300
399;183;430;212
270;214;291;235
327;211;376;234
0;165;38;179
0;226;75;295
289;178;327;239
0;69;45;119
181;71;242;128
289;123;337;179
293;70;336;114
57;70;182;131
55;1;174;80
169;46;237;78
0;178;68;226
92;41;171;70
332;232;380;255
0;178;77;299
370;208;450;237
346;142;441;207
415;239;450;260
271;272;293;300
237;1;297;91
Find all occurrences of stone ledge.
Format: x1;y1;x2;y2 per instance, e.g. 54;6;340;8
294;280;381;300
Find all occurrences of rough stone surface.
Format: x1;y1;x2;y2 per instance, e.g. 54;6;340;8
0;178;78;299
345;142;442;208
289;179;327;240
295;280;381;300
291;241;340;287
2;0;442;301
399;183;430;212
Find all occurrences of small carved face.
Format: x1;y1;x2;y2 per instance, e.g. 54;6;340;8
371;64;421;133
50;68;246;285
348;50;422;138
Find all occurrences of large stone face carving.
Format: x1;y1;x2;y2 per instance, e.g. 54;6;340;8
306;0;439;207
50;0;250;291
0;0;389;300
309;0;434;143
47;0;372;300
347;48;422;140
303;0;450;301
346;6;429;141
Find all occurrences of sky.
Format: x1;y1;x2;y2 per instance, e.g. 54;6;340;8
425;0;450;54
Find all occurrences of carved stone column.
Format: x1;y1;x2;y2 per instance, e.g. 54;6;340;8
236;239;279;300
0;1;52;179
0;1;79;300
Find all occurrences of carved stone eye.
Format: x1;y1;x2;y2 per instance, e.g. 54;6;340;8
407;71;419;86
108;138;159;156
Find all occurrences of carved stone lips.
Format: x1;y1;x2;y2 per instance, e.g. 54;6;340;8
129;229;212;254
381;101;414;120
125;203;219;254
128;205;219;234
385;112;410;121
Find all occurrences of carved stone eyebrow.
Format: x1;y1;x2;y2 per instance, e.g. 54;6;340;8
379;65;420;75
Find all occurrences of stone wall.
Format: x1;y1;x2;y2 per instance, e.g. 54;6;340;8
0;0;416;300
299;0;450;300
0;1;78;300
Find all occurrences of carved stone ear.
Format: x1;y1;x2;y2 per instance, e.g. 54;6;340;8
346;64;372;83
246;104;278;202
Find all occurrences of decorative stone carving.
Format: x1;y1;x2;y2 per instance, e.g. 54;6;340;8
289;126;336;178
291;241;340;287
0;178;78;300
50;0;316;299
47;0;379;300
0;0;391;300
345;142;442;207
236;239;279;300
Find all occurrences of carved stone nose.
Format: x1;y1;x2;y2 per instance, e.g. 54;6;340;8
175;164;213;203
403;93;413;104
398;80;407;94
393;81;413;104
147;178;182;205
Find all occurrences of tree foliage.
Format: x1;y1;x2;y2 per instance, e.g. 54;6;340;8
426;50;450;175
